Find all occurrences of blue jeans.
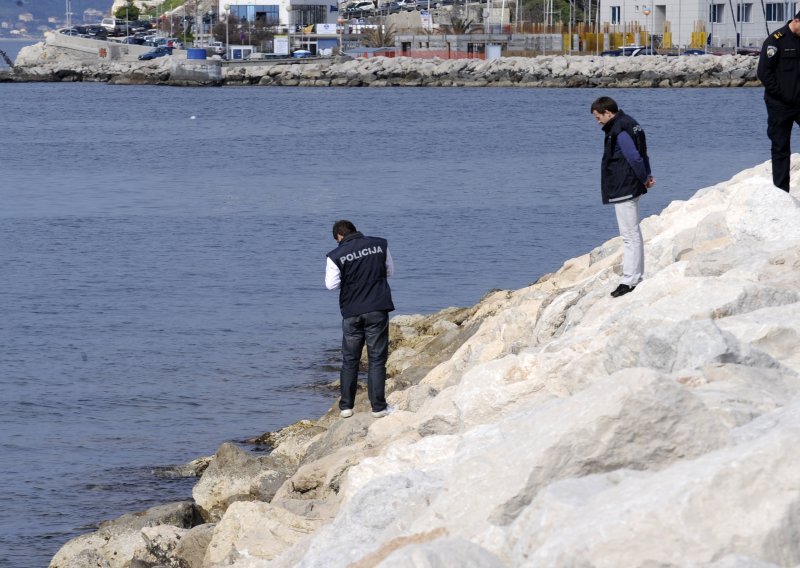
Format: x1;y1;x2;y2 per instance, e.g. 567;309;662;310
340;310;389;413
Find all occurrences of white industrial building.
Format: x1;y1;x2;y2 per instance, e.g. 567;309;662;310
599;0;788;49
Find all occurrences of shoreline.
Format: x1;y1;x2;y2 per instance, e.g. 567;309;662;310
49;159;800;567
8;39;761;87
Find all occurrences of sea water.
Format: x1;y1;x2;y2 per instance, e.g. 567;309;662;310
0;83;766;566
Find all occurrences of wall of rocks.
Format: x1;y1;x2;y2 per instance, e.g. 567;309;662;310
50;159;800;568
11;39;761;88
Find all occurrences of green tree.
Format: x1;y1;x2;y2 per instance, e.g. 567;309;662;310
114;0;140;20
362;24;395;47
440;14;473;34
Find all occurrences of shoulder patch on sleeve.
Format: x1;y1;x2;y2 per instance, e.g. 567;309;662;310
767;45;778;57
773;31;784;39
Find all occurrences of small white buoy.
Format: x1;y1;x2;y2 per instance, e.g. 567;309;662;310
190;115;196;120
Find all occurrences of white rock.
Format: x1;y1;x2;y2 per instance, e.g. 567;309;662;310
507;397;800;566
203;502;322;565
278;161;800;567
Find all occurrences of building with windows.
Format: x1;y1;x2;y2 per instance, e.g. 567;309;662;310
220;0;339;31
600;0;783;50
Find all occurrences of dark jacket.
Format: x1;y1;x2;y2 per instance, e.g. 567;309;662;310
600;110;651;205
327;232;394;318
758;23;800;108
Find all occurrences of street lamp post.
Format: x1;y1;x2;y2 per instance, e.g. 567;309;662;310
224;3;230;59
643;7;652;51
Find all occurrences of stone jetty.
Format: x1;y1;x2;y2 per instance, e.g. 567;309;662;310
50;158;800;567
8;38;761;87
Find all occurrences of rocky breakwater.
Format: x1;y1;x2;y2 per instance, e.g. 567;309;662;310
51;157;800;568
250;53;760;88
10;40;222;86
10;39;760;88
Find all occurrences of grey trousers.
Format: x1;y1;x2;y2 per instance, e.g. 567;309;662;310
614;196;644;286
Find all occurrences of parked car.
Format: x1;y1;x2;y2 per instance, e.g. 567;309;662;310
379;1;402;13
292;49;313;58
600;45;657;56
129;20;153;33
345;1;375;14
138;46;172;60
112;23;134;36
680;48;708;55
146;37;182;48
100;17;122;32
208;41;225;55
84;25;107;38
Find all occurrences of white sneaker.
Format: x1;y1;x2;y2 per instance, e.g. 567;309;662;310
340;409;354;418
371;408;390;418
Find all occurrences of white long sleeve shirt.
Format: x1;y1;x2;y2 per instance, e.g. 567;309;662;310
325;248;394;290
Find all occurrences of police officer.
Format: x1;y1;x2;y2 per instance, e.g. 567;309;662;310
757;12;800;192
325;220;394;419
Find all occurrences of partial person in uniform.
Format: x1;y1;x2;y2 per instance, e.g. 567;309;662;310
590;96;656;298
758;12;800;192
325;220;394;418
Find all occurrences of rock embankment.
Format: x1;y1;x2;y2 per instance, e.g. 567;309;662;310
11;40;761;87
51;158;800;568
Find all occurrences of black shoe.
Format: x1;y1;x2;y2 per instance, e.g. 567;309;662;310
610;284;636;298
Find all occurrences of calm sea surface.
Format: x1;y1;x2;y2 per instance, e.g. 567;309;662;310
0;82;765;567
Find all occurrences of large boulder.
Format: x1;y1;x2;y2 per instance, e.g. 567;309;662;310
49;502;195;568
203;502;324;565
506;397;800;566
192;443;290;522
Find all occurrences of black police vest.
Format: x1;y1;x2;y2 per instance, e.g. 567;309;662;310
327;232;394;318
600;111;649;204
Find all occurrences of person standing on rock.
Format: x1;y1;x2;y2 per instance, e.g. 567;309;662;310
757;12;800;193
590;96;655;298
325;220;394;419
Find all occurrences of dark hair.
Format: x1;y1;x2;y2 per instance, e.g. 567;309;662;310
590;96;619;115
332;220;357;240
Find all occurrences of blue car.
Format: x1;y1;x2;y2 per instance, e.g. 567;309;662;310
138;46;173;60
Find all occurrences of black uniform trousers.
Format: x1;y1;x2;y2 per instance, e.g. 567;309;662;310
766;99;800;192
339;310;389;413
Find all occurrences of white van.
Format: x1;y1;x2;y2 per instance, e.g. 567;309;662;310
100;17;121;32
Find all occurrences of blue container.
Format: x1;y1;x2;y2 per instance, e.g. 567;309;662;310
187;48;207;60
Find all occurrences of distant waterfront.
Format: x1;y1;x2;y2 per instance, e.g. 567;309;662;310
9;38;762;88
